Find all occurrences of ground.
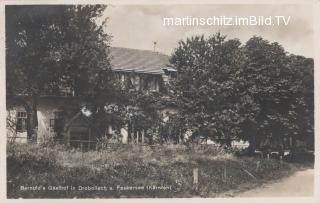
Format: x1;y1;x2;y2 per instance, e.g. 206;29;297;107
7;143;314;198
236;169;314;197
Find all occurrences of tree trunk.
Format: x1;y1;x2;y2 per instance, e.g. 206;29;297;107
247;123;258;155
248;143;255;155
248;134;257;155
25;95;38;143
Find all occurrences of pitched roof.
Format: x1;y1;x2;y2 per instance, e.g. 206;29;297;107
109;47;170;74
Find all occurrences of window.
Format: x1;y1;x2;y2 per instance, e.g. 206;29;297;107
162;68;177;83
117;73;126;89
149;77;159;92
120;73;125;83
16;111;27;132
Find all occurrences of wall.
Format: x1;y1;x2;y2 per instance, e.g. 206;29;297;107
7;97;79;144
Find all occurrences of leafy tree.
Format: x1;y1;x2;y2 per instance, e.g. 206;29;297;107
169;34;314;150
287;55;314;149
6;6;67;140
6;5;115;141
169;33;256;145
241;37;314;152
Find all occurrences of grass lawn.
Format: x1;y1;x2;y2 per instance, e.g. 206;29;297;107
7;143;311;198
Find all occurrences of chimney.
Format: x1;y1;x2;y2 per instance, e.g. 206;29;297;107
153;41;157;52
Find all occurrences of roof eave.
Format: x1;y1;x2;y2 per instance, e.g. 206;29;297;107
112;68;164;75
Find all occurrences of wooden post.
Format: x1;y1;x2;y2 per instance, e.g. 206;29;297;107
141;130;145;144
131;123;135;144
48;126;51;141
66;130;71;147
121;125;128;144
224;164;227;182
80;143;84;165
156;127;160;143
136;131;139;144
193;168;199;191
108;125;113;134
280;156;283;166
88;129;91;150
256;161;260;171
267;154;270;160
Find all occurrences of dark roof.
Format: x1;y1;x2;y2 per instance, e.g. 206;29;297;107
109;47;170;74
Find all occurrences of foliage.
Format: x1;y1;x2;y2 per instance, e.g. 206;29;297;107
6;5;69;139
169;33;314;149
169;33;257;144
122;83;165;143
6;5;119;140
240;37;314;150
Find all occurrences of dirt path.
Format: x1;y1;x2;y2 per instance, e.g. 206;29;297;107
236;169;314;197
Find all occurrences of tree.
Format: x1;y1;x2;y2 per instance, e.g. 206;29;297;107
6;5;114;141
169;34;314;151
7;6;66;140
287;55;314;149
241;37;314;152
169;33;256;145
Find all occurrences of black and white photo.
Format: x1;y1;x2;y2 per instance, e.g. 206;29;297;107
4;1;317;200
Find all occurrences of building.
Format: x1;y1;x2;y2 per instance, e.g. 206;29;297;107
6;47;177;146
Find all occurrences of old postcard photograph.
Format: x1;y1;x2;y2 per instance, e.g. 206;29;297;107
1;0;319;201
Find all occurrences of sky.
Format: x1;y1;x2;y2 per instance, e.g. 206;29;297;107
102;4;314;58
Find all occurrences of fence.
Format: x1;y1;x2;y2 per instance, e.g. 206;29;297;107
36;140;251;159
